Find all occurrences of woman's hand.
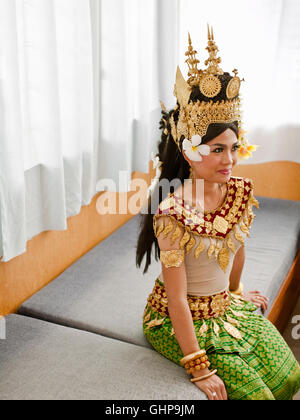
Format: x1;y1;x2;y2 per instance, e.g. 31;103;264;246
243;290;269;314
192;370;227;400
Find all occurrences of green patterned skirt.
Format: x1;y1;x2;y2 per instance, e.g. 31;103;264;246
143;279;300;400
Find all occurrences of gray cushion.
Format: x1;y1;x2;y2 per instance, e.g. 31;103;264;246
19;215;160;348
242;196;300;317
0;314;206;400
19;196;300;346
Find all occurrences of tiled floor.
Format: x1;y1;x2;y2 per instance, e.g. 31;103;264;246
282;296;300;400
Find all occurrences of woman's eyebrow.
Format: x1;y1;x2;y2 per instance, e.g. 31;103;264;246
210;142;238;147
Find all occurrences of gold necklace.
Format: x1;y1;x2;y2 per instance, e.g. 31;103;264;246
204;183;223;213
215;183;223;209
190;182;224;213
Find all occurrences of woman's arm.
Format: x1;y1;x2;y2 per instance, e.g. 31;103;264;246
162;263;201;357
229;245;245;292
156;217;209;375
155;216;227;399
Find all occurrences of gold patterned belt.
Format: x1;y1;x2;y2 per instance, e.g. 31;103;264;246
147;279;231;321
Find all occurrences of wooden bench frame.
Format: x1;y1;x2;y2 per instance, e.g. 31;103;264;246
268;249;300;334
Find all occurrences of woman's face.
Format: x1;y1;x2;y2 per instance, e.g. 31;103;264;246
184;128;239;183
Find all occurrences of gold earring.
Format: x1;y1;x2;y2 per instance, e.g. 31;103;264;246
189;166;194;179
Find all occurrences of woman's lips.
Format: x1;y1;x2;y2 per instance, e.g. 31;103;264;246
218;169;231;175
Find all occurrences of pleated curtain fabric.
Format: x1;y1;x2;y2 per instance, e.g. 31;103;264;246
90;0;180;190
0;0;180;262
0;0;96;262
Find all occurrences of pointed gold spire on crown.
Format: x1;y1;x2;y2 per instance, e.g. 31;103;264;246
160;100;166;112
205;24;223;75
185;33;202;86
167;26;256;160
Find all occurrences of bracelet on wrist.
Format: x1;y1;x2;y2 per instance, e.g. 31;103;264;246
180;350;210;375
230;282;244;296
190;369;218;383
180;349;206;366
184;356;210;374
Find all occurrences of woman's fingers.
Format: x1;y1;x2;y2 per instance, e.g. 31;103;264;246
252;295;268;313
195;376;227;400
208;389;217;400
247;291;269;313
208;388;221;400
220;383;228;400
211;379;227;400
196;383;218;400
214;377;227;400
196;383;215;400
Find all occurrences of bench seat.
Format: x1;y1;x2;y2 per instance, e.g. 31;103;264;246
0;314;205;400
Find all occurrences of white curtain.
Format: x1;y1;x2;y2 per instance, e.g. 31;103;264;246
0;0;96;262
90;0;180;192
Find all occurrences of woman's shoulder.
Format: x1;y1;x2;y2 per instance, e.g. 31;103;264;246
229;176;259;207
228;175;253;188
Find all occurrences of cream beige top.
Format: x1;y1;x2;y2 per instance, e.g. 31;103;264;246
153;176;259;297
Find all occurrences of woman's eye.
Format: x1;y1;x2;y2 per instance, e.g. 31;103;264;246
213;145;240;153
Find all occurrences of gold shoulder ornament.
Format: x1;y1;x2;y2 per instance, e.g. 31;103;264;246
160;250;185;268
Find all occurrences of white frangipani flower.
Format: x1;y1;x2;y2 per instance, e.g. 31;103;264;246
182;135;210;162
147;152;162;199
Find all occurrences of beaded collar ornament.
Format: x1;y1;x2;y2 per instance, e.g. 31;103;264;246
162;25;258;161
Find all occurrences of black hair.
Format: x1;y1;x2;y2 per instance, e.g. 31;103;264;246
136;81;239;274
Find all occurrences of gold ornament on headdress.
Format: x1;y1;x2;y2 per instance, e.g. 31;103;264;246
226;69;241;99
204;25;223;76
199;26;223;98
163;25;258;159
171;26;241;149
185;33;202;86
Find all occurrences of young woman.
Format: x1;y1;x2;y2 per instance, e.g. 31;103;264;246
136;29;300;400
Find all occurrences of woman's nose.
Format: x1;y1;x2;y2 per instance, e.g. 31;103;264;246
222;150;234;164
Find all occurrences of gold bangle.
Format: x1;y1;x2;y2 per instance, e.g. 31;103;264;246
190;369;218;383
230;282;244;296
186;360;210;375
185;356;208;368
180;350;206;366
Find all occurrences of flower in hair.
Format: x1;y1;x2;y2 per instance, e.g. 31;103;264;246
237;128;259;160
238;143;258;160
147;153;163;199
182;135;210;162
152;155;161;172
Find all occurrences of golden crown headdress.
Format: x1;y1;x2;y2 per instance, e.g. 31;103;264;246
164;25;258;160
